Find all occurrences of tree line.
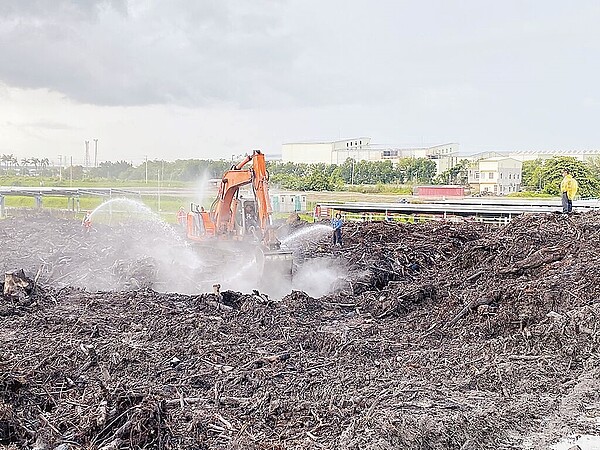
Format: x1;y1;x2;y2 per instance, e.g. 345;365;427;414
90;157;439;190
1;154;51;174
0;156;439;190
4;153;600;196
521;156;600;197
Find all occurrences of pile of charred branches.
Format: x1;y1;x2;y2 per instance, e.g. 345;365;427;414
1;212;600;448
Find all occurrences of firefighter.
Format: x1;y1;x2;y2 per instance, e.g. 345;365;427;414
82;212;92;234
331;213;343;246
176;206;187;227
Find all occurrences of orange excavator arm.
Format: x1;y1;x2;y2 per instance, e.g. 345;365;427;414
213;166;252;234
249;150;272;231
212;150;274;237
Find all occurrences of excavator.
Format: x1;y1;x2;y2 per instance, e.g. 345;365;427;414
186;150;293;280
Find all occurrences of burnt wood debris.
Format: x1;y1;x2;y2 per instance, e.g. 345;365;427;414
1;211;599;449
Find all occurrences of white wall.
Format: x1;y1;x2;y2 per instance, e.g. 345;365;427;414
332;137;373;164
282;143;333;164
282;139;458;169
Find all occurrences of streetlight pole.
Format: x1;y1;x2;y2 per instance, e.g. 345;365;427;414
145;156;148;184
93;139;98;167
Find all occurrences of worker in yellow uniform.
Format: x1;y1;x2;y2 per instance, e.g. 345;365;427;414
560;169;578;214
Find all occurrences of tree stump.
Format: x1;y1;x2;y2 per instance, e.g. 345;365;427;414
3;269;33;298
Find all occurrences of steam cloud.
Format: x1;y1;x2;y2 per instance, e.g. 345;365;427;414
35;199;349;300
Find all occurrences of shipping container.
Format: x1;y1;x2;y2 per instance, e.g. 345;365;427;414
415;185;465;198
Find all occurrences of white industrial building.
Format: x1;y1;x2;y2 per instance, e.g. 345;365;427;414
281;138;459;175
281;138;373;164
506;150;600;162
468;157;522;195
464;149;600;163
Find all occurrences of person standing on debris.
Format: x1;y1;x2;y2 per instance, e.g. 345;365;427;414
82;212;92;234
560;169;578;214
332;213;343;246
176;206;187;227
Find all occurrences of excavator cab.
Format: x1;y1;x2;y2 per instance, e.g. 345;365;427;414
237;197;293;280
237;198;261;239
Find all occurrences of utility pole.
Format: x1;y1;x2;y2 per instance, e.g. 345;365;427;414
70;156;73;188
145;156;148;184
93;139;98;167
157;168;161;212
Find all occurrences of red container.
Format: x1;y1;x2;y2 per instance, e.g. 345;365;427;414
416;186;464;197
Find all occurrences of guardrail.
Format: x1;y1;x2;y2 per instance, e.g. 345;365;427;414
316;199;599;225
0;187;142;213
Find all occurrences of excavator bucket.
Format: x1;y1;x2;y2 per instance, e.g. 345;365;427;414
257;248;294;281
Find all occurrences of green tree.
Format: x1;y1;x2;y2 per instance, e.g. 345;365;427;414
434;159;470;185
539;156;600;198
521;159;544;190
398;158;436;184
586;155;600;181
0;154;8;173
90;160;134;179
40;158;50;176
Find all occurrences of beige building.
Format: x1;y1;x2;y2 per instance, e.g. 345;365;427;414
468;157;522;195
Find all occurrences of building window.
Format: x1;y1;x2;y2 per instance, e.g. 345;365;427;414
489;172;493;180
360;140;362;145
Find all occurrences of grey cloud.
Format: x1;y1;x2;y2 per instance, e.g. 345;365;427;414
0;0;599;114
0;0;127;21
0;0;299;107
16;120;78;130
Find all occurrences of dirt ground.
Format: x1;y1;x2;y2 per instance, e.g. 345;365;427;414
1;210;599;449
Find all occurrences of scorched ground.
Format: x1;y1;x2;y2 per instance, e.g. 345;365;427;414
1;211;599;449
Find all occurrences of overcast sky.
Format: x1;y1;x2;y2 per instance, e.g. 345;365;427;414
1;0;600;164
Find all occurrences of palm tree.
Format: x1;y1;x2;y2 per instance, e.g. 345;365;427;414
21;158;30;176
40;158;50;176
1;154;8;173
30;157;40;175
